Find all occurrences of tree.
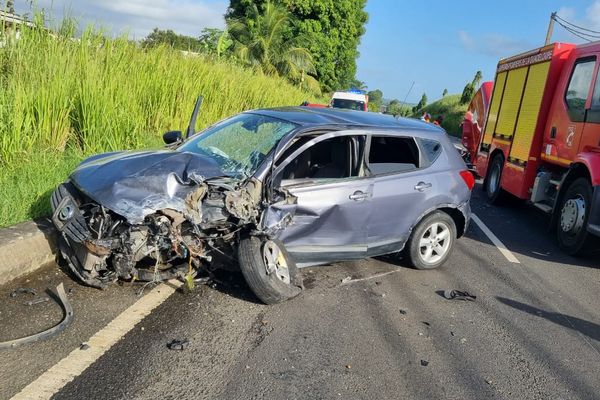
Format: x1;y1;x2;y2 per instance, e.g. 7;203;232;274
460;83;475;105
227;0;368;92
460;70;483;105
442;88;448;97
6;0;14;13
349;79;368;91
228;1;318;91
473;70;483;87
198;28;232;57
413;93;427;113
387;99;401;116
141;28;203;52
367;89;383;110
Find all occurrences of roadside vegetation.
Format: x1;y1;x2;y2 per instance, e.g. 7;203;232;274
0;0;373;228
413;94;467;137
0;20;327;228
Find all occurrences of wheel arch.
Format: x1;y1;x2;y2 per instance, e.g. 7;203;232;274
438;207;467;238
551;162;592;225
408;204;468;241
483;148;505;186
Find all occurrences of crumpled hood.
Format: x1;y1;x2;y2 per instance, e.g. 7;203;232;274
69;150;228;224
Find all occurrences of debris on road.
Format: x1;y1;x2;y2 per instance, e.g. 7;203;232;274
531;251;550;257
9;287;37;298
399;309;408;315
341;276;352;284
167;338;190;351
0;283;74;349
442;289;477;301
80;342;90;350
420;360;429;367
24;297;50;306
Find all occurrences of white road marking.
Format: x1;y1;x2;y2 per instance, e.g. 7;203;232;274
11;279;183;400
471;213;520;264
342;270;401;285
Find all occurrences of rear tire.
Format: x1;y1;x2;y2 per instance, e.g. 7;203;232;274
238;237;302;304
406;211;456;270
556;178;595;256
485;154;507;205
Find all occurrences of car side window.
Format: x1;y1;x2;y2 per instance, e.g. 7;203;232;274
281;136;365;181
565;58;595;122
418;138;442;164
368;136;420;175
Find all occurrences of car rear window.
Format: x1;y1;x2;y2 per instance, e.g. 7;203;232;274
368;136;420;175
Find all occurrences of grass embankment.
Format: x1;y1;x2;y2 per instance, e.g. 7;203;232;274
413;94;467;137
0;25;324;228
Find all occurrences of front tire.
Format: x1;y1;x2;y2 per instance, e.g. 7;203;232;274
557;178;595;256
238;237;302;304
406;211;457;270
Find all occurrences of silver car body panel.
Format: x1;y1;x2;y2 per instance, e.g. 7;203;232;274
263;127;471;267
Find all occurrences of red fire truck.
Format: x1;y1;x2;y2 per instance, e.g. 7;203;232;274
462;42;600;255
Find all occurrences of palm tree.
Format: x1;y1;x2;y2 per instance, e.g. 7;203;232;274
227;1;319;92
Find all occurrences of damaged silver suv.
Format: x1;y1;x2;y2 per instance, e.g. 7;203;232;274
51;99;473;304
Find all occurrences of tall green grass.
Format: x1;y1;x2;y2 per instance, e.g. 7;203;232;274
0;22;324;227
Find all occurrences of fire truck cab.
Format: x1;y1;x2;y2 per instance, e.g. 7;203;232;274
466;42;600;255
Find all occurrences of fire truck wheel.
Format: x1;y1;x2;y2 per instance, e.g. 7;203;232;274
557;178;595;255
485;154;507;204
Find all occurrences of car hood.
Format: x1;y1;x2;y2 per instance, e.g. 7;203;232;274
70;150;229;224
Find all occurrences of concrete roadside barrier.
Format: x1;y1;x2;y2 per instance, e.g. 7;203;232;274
0;219;57;286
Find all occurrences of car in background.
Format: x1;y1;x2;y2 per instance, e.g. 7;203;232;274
330;90;369;111
51;104;473;304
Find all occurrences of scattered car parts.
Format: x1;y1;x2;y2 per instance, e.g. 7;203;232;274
442;289;477;301
9;287;37;297
0;283;74;349
167;338;190;350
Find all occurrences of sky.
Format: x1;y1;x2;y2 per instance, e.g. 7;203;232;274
11;0;600;103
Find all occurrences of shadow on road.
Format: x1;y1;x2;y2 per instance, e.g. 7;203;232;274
496;296;600;342
469;186;599;269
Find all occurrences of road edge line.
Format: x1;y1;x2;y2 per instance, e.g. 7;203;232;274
10;279;183;400
471;213;520;264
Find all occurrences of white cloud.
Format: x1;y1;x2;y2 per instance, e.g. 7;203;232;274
14;0;227;39
458;30;531;57
555;0;600;42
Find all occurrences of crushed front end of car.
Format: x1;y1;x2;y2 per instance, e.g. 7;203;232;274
50;150;263;289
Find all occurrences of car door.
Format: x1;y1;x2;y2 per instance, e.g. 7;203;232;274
580;56;600;152
365;134;437;256
545;56;596;163
267;131;372;266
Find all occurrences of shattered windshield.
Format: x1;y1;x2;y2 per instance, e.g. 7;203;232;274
179;113;297;177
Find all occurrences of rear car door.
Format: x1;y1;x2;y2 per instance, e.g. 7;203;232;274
269;131;372;266
365;134;445;256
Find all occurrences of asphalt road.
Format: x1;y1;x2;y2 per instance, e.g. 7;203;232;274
1;186;599;400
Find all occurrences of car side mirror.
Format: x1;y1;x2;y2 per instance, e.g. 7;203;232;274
163;130;183;145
